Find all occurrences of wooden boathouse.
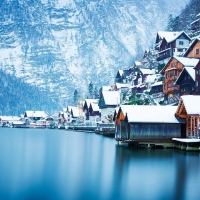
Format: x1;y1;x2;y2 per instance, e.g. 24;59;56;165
175;95;200;138
114;105;186;147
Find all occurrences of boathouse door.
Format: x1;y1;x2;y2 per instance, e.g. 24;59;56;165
120;121;128;141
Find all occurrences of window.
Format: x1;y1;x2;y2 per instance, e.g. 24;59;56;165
196;81;199;87
172;62;177;67
179;41;184;45
196;49;199;54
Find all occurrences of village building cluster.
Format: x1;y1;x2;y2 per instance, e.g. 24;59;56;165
1;13;200;150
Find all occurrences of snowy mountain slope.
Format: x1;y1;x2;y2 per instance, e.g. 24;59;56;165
0;0;189;107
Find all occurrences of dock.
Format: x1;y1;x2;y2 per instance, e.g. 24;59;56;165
172;138;200;151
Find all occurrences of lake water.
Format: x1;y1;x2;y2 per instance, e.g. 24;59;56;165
0;128;200;200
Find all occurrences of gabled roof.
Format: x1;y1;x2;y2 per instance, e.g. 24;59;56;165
89;102;100;112
102;86;112;91
160;56;199;74
84;99;99;109
119;105;184;123
156;31;190;44
115;83;130;89
184;38;200;57
71;107;79;118
151;81;163;87
0;116;21;121
139;68;155;75
25;111;46;118
175;67;195;85
176;95;200;115
101;91;120;106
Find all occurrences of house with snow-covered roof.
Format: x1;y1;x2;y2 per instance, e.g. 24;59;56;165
184;38;200;59
190;13;200;32
24;111;46;120
155;31;191;64
175;95;200;138
175;67;196;96
194;59;200;94
83;99;99;123
88;102;101;124
115;105;185;142
98;91;120;123
160;56;199;104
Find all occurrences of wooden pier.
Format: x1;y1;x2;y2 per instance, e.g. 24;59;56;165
172;138;200;151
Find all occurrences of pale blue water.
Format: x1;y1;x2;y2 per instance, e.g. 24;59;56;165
0;128;200;200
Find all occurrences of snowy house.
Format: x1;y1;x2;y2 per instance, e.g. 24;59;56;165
98;91;120;123
88;102;101;124
155;31;191;64
175;95;200;138
184;38;200;59
70;107;80;123
175;67;196;96
160;56;199;104
115;105;185;142
83;99;99;123
190;13;200;32
58;111;68;124
24;111;46;120
150;81;163;94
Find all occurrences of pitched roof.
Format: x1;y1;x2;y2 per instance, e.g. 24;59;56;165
177;95;200;115
151;81;163;87
25;111;46;118
157;31;190;43
115;83;130;89
184;38;200;57
160;57;199;74
71;107;79;118
119;105;184;123
174;56;199;67
84;99;99;108
90;102;100;112
102;91;120;106
102;86;112;91
139;68;155;75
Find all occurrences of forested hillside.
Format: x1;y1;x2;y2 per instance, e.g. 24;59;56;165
166;0;200;32
0;69;60;115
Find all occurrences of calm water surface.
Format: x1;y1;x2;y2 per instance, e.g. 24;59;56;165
0;128;200;200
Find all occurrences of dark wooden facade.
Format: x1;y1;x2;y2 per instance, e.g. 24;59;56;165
156;32;191;62
175;68;196;96
115;106;186;142
195;61;200;94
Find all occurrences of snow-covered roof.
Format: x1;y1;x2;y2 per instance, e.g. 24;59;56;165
174;56;199;67
102;86;112;91
71;107;79;118
197;13;200;17
119;105;184;123
115;83;130;89
85;99;99;107
178;95;200;115
102;91;120;105
140;68;155;75
145;74;157;83
25;111;46;118
157;31;189;43
151;81;163;87
118;70;123;76
134;61;143;66
90;102;100;112
184;67;195;81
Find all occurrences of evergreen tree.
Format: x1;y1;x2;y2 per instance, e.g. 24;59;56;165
88;82;94;99
74;89;78;106
94;87;99;99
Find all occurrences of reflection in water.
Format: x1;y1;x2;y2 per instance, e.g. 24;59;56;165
0;128;200;200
